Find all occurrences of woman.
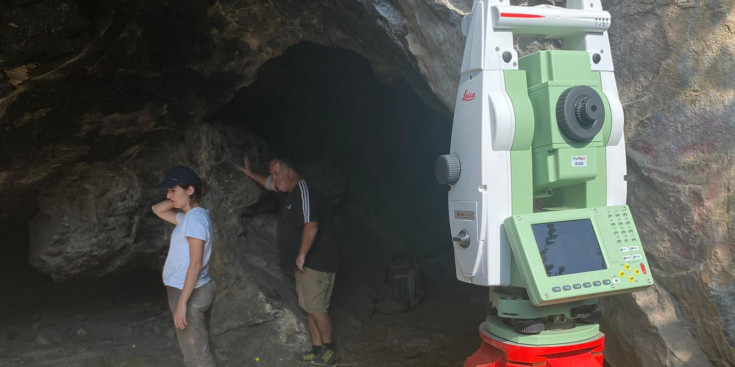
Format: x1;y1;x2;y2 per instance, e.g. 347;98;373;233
152;166;216;367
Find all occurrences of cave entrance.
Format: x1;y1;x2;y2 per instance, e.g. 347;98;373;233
215;41;453;289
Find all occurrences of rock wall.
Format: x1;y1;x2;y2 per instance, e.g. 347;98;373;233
600;1;735;366
1;0;734;366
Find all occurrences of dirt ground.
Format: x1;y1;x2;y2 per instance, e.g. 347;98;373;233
0;267;183;367
0;261;488;367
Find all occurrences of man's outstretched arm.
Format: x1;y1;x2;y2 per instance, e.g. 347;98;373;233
236;157;274;190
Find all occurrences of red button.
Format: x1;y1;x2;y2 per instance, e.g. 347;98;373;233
640;263;647;275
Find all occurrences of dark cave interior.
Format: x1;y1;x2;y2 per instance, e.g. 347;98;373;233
1;41;457;309
216;41;454;262
0;39;484;366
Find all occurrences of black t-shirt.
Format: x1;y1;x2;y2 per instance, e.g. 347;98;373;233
277;180;338;273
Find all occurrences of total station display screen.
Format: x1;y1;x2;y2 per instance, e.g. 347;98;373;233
531;219;607;277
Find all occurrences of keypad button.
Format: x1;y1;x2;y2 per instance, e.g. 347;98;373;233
552;286;562;293
583;282;592;288
563;285;572;291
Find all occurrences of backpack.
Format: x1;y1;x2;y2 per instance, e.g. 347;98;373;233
375;256;421;314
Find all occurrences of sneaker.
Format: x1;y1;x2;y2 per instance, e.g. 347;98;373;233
311;348;339;366
293;349;317;364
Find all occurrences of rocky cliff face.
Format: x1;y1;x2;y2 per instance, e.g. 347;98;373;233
600;1;735;366
1;0;733;366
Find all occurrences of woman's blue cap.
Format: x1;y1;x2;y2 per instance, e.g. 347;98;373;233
157;166;201;188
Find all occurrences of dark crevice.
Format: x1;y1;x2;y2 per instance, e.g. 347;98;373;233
214;41;453;261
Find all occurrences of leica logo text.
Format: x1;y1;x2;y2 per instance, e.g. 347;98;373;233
461;89;476;101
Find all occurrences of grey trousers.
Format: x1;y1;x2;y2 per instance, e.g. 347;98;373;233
166;281;216;367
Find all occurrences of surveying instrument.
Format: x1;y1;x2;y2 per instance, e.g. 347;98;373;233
435;1;653;365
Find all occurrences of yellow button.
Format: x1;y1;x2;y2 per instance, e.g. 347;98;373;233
634;269;640;275
625;264;631;270
628;276;635;282
619;271;625;277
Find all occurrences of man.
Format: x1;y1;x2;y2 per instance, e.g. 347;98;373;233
238;157;339;365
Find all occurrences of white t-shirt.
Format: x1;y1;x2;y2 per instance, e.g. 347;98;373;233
163;207;213;289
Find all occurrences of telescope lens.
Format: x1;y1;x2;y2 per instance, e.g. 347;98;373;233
575;96;604;129
556;86;606;141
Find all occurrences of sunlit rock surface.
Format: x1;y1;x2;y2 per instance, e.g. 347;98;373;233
600;1;735;366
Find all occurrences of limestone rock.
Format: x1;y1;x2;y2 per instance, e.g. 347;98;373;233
28;164;146;280
600;1;735;366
